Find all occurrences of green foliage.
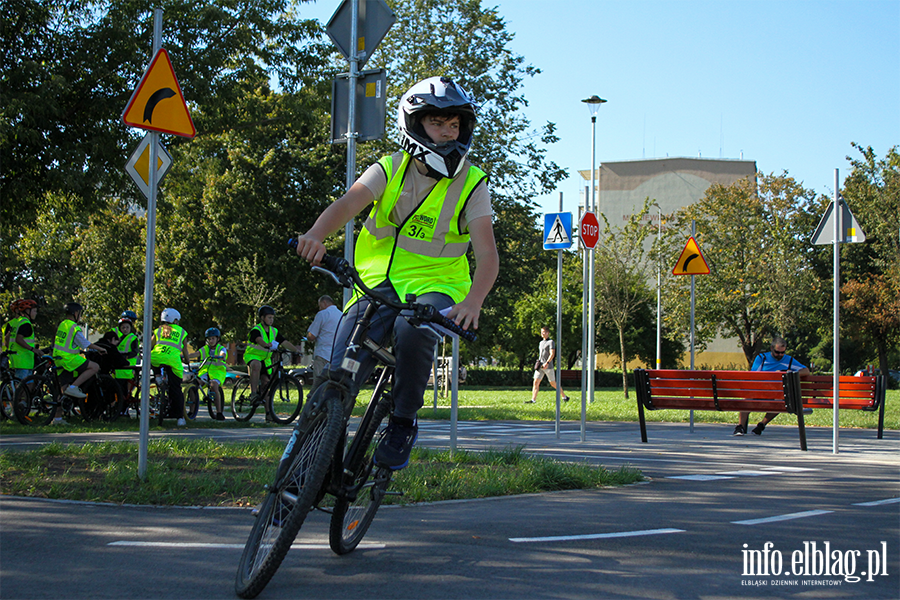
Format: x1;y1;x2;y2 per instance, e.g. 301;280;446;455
664;172;821;367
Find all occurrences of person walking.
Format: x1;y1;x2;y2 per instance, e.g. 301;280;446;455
306;295;342;393
527;325;570;403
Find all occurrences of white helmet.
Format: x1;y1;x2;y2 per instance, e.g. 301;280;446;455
397;76;478;178
160;308;181;323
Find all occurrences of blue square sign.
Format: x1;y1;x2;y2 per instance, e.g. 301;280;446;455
543;212;573;250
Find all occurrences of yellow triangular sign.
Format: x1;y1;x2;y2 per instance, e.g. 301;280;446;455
122;48;196;138
673;236;710;275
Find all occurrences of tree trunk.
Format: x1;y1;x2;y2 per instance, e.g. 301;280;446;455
619;324;629;398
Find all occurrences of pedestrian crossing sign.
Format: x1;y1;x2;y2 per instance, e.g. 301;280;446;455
543;212;573;250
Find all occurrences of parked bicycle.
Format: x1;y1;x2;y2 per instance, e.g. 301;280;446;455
234;253;475;598
184;356;226;420
230;350;302;424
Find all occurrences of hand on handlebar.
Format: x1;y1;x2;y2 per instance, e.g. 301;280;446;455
445;298;482;331
292;233;327;266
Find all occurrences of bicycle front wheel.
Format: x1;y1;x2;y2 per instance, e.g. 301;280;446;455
267;375;303;424
184;385;200;421
0;379;17;420
13;376;56;426
235;389;343;599
329;397;392;554
231;378;256;421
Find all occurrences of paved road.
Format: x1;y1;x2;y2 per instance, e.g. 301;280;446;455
2;420;898;599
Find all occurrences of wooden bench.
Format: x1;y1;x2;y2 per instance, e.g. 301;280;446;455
799;374;887;439
634;369;808;450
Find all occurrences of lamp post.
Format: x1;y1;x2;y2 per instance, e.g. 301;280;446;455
582;95;606;405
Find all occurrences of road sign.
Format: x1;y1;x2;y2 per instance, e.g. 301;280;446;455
580;211;600;249
811;199;866;244
326;0;396;68
125;133;173;199
330;69;387;143
122;48;196;138
673;236;710;275
543;212;573;250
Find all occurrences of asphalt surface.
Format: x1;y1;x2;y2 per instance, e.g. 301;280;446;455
1;418;898;600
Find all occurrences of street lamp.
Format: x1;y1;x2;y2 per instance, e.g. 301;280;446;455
581;95;606;412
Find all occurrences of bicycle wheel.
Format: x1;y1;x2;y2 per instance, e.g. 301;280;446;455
329;396;393;555
184;385;200;421
267;375;303;424
207;387;221;419
235;389;343;599
0;379;17;420
231;378;256;421
13;376;56;426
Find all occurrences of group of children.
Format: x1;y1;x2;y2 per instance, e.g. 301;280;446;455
1;300;253;426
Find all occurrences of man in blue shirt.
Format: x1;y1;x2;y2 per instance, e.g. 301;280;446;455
734;337;810;436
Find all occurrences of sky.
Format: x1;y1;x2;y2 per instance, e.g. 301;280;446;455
303;0;899;216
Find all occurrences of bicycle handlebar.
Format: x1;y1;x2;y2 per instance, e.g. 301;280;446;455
288;238;476;342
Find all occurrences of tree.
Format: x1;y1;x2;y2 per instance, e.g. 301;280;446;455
593;200;657;397
842;275;900;376
664;173;821;367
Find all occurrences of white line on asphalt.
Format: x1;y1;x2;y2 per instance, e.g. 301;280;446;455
509;528;685;543
852;497;900;507
731;510;833;525
667;475;735;481
716;470;777;476
108;541;386;550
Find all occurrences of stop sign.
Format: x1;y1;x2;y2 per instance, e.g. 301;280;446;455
580;211;600;249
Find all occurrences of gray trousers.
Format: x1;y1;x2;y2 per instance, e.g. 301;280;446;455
327;281;452;421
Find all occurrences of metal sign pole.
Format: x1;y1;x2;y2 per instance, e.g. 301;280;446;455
342;0;360;308
833;169;841;454
138;8;163;480
555;193;563;438
689;220;696;433
581;186;588;443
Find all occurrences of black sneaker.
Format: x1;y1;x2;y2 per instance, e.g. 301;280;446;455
375;416;418;470
751;422;766;436
215;412;226;421
732;425;747;436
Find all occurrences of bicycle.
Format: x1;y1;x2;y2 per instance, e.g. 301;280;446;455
234;253;474;599
12;354;87;425
230;350;302;424
184;356;226;420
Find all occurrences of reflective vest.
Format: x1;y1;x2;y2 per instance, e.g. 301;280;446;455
150;324;188;378
200;343;227;382
9;316;37;370
115;329;139;379
244;324;276;366
53;319;87;372
353;152;487;307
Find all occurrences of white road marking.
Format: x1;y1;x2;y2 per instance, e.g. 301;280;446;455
716;470;777;476
109;541;386;550
852;497;900;507
510;528;685;543
732;510;833;525
667;474;734;481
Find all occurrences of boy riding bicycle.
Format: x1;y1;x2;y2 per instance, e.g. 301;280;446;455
244;306;300;416
295;76;499;470
187;327;228;420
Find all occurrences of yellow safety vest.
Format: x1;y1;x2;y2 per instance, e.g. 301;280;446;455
115;330;139;379
244;324;277;366
200;343;227;381
53;319;87;373
9;316;36;370
353;152;487;307
150;324;188;379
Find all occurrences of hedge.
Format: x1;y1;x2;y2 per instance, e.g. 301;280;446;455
465;367;635;388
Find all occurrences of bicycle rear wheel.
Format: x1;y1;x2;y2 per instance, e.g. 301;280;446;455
329;396;392;554
267;375;303;424
231;378;256;421
235;389;343;599
184;386;200;420
13;376;56;426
